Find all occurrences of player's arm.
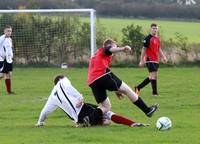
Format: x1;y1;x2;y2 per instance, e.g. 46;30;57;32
159;47;167;63
36;93;58;127
139;36;149;67
139;47;146;67
0;34;5;45
109;45;132;53
115;91;124;100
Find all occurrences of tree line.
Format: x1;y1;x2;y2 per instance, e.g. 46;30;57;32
0;0;200;19
0;13;199;67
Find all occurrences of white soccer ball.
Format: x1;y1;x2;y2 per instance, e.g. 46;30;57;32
156;117;172;131
61;63;68;69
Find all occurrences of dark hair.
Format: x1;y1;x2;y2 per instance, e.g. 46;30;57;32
103;38;116;48
151;23;157;27
4;25;12;29
54;75;64;85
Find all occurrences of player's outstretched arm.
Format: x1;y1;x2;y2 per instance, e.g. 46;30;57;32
35;98;58;127
109;45;132;53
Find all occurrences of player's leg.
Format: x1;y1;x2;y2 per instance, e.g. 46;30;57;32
78;103;104;127
102;72;158;117
0;61;4;94
82;98;111;126
135;62;152;96
118;82;158;117
104;111;135;126
90;81;111;113
149;63;159;96
104;111;149;127
5;72;13;94
99;97;111;113
4;62;14;94
36;96;58;126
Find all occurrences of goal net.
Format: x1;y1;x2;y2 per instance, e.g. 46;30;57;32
0;9;96;66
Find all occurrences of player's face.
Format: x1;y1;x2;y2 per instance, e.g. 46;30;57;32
4;28;12;37
151;26;158;36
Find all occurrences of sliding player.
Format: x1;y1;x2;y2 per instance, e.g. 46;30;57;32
36;75;149;127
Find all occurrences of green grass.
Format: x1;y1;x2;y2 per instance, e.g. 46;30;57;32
97;17;200;43
0;67;200;144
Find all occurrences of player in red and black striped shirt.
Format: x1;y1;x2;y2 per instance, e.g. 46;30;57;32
87;39;158;120
135;23;167;96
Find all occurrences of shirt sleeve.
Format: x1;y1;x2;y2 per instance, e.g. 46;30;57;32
0;35;5;44
104;45;112;55
143;36;150;48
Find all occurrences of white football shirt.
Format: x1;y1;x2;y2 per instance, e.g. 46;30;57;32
44;77;84;122
0;35;13;63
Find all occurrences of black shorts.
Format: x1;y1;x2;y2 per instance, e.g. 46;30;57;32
146;62;159;72
78;103;97;124
89;72;122;103
0;60;13;73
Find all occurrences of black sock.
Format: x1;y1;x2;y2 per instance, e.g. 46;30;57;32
137;77;150;90
151;79;158;95
133;97;150;114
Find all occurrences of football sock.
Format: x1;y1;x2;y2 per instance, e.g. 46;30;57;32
111;114;135;126
151;79;157;94
134;97;150;114
5;79;11;93
137;77;150;90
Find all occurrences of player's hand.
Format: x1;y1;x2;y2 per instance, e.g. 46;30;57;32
124;45;132;52
76;99;83;108
115;91;124;100
139;61;145;67
162;57;168;64
35;122;44;127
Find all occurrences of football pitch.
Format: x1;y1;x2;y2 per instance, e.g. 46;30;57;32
98;18;200;43
0;67;199;144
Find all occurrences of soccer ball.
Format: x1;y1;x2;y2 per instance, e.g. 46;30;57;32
156;117;172;131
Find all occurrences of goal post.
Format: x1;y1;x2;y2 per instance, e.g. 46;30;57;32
0;9;96;66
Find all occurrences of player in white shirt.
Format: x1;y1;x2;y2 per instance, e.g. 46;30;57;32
0;25;15;95
36;75;149;127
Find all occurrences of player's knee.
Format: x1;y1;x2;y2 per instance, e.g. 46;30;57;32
100;105;111;113
100;98;111;113
151;75;157;80
5;74;11;79
119;82;131;95
0;73;3;79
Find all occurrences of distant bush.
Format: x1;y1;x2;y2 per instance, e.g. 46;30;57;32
121;24;144;62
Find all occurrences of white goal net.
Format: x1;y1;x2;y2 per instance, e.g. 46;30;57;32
0;9;96;66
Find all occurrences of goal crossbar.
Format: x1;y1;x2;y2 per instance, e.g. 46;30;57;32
0;9;95;13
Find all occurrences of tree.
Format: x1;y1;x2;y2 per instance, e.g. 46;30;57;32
121;24;144;62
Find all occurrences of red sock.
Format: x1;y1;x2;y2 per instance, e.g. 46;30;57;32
5;79;11;93
111;114;135;126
